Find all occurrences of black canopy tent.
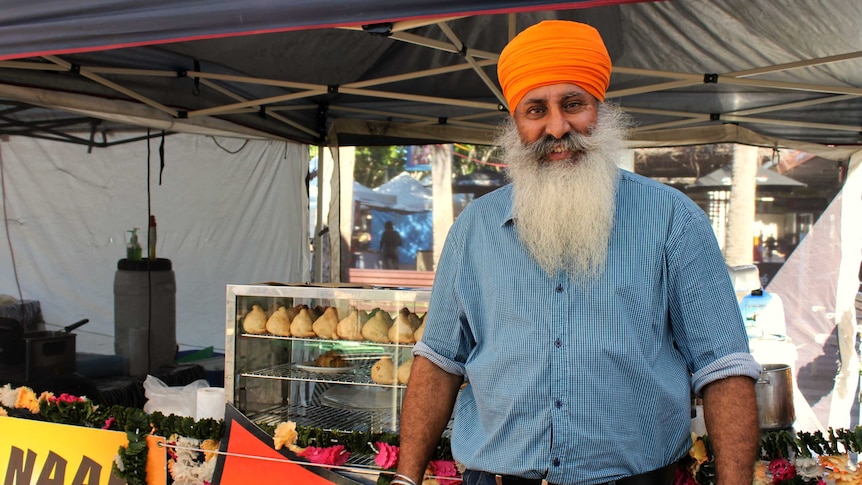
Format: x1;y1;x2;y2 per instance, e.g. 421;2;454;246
0;0;860;157
0;0;860;434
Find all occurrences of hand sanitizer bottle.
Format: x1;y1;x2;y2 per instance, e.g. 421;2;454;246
126;228;142;261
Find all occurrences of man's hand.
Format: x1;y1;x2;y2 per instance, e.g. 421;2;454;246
702;375;759;485
396;356;462;484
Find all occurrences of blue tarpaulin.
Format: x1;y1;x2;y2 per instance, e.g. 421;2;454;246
370;210;432;267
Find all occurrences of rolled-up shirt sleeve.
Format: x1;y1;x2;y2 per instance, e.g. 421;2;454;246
413;340;466;376
691;352;761;394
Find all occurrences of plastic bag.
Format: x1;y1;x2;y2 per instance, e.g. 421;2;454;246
142;375;209;418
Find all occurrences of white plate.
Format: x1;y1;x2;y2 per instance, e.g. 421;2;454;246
295;362;357;374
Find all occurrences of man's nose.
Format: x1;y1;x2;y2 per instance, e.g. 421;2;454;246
544;108;570;140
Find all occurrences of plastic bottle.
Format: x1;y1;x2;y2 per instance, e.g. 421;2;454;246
148;215;157;260
126;228;142;261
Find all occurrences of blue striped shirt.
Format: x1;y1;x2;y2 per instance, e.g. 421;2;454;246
413;169;760;485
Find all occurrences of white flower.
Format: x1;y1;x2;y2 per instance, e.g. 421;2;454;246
167;436;216;485
795;457;821;479
113;454;125;472
0;384;17;407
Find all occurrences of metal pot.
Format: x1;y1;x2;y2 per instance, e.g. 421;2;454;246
755;363;795;430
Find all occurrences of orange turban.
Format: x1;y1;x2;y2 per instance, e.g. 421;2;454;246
497;20;612;112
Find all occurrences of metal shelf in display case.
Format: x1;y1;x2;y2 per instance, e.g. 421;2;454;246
225;283;429;433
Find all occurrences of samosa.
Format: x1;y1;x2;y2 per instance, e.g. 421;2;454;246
388;311;416;344
285;304;302;322
362;311;391;343
371;356;396;385
336;310;365;341
397;357;413;384
413;320;426;342
407;311;422;331
413;313;427;341
309;306;324;321
242;305;267;334
312;307;340;340
266;306;292;336
290;307;316;338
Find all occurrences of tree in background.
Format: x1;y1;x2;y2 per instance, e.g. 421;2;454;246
343;144;505;189
452;143;505;176
354;146;408;187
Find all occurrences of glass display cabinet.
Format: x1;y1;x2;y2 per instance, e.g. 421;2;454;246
225;284;430;436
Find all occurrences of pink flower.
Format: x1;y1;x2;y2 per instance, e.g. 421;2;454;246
429;460;459;485
298;445;350;466
57;393;83;403
102;417;116;430
374;442;399;469
767;458;796;482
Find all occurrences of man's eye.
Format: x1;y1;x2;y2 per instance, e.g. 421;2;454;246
526;106;545;115
565;102;583;111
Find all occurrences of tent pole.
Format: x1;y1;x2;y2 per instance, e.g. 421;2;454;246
337;147;355;283
313;144;325;283
327;144;342;283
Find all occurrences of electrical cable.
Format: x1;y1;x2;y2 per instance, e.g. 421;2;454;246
0;141;26;320
209;136;248;154
451;149;507;168
158;130;166;185
452;143;507;167
146;129;153;373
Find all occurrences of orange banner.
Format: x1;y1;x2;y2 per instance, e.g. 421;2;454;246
212;404;359;485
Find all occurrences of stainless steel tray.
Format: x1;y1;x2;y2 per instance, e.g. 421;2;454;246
320;385;403;410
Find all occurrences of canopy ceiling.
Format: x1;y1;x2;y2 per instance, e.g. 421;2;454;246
0;0;860;158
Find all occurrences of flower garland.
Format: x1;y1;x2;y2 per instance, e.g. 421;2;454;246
0;384;222;485
165;434;220;485
7;382;862;485
677;428;862;485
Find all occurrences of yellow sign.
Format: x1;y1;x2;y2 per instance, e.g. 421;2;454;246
0;416;166;485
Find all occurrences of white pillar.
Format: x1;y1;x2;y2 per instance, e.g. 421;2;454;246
431;144;454;270
724;144;758;266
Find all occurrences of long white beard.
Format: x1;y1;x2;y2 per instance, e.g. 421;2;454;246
499;104;631;278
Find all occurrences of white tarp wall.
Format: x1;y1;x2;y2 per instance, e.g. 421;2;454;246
0;133;309;353
767;149;862;431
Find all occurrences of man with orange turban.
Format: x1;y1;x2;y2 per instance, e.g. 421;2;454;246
396;21;759;485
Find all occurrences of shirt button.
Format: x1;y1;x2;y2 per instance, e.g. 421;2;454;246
555;284;564;293
554;399;562;408
554;338;562;348
553;458;561;467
